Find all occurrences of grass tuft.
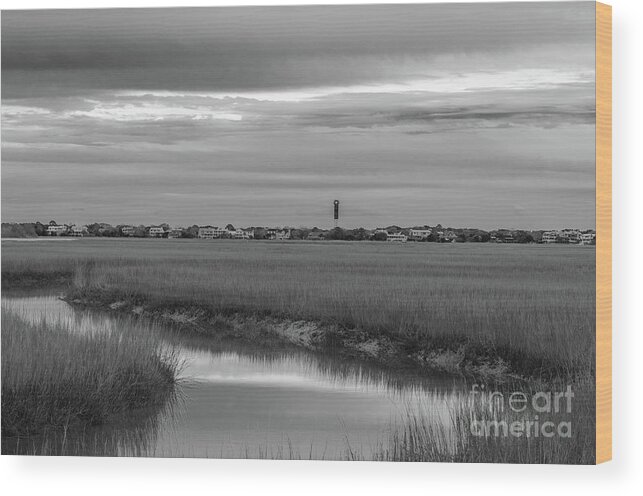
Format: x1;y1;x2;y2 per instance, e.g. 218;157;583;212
1;307;179;438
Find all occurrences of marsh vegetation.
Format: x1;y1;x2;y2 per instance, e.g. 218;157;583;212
1;302;179;441
1;238;595;462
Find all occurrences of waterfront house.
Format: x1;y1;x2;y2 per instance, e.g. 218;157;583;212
542;231;559;243
46;224;68;236
168;227;183;239
198;226;218;239
198;226;227;239
148;226;167;238
409;228;432;241
560;229;582;244
580;232;596;244
307;231;326;241
386;232;408;242
121;225;136;236
69;225;86;237
231;229;252;240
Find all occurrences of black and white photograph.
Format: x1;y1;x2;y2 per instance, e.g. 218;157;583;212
2;1;599;464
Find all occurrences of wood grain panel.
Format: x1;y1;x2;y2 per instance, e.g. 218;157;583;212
596;1;612;464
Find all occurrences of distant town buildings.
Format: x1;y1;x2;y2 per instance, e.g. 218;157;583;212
4;219;597;246
541;229;594;245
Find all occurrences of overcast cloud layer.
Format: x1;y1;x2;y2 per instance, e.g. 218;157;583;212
1;3;596;229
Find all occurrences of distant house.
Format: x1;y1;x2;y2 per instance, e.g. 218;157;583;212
542;231;559;243
231;229;252;240
168;228;183;239
148;227;167;238
435;230;456;242
580;232;596;244
275;229;291;241
386;232;408;242
560;229;581;244
46;224;68;236
198;226;227;239
121;225;136;237
69;225;86;237
198;227;215;239
409;228;432;241
502;233;515;244
307;231;326;241
198;226;217;239
265;228;278;240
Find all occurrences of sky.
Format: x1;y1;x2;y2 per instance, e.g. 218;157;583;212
1;3;596;230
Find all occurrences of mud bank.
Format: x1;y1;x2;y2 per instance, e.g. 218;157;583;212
64;287;526;383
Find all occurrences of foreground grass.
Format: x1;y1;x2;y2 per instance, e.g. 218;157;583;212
1;307;179;439
372;377;595;464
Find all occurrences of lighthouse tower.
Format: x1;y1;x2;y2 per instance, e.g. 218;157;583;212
333;200;339;228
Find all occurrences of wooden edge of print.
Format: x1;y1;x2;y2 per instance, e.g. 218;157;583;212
595;1;612;465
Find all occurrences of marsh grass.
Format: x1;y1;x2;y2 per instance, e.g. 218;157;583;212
373;378;595;464
1;239;596;463
5;239;594;379
1;306;180;439
2;240;596;378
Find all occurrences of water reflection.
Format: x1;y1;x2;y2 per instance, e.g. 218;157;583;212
2;294;467;459
3;398;177;457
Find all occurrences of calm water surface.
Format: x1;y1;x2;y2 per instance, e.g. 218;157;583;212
2;294;467;459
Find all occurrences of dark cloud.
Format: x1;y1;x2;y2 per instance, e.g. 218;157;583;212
2;3;594;97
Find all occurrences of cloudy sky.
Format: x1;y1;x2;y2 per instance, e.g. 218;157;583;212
1;3;595;229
